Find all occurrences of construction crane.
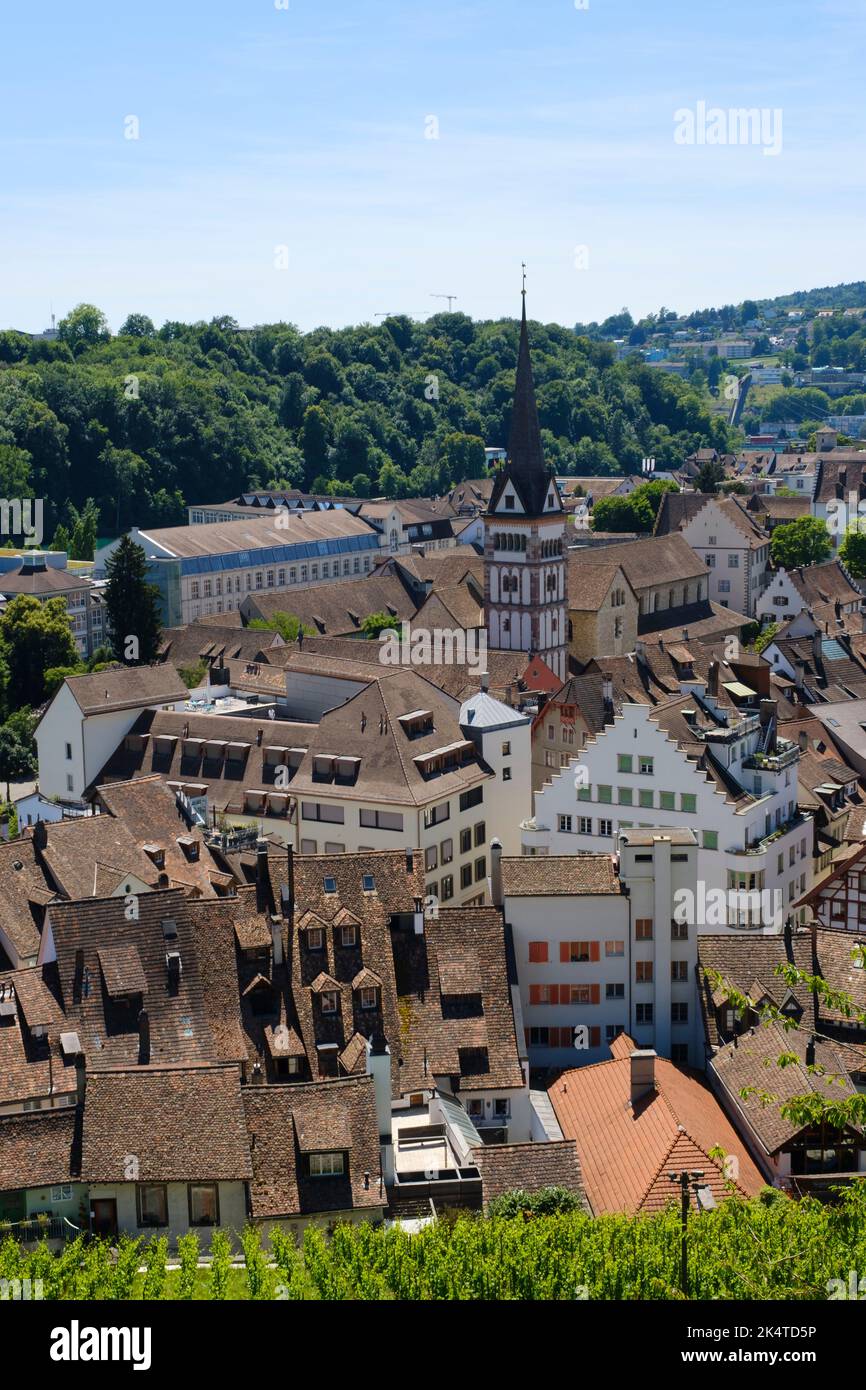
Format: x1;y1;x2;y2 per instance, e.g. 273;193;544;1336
430;293;458;311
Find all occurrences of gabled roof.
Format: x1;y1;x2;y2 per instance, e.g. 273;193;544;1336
501;854;622;897
81;1065;252;1182
472;1139;588;1211
61;664;189;717
549;1047;765;1214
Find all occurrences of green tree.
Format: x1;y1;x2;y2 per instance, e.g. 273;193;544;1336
103;535;162;664
361;611;398;640
118;313;155;337
248;613;314;643
69;498;99;561
57;303;110;348
0;595;78;708
839;524;866;579
694;460;725;494
770;516;832;571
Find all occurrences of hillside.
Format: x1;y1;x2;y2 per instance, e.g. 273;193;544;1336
0;309;735;542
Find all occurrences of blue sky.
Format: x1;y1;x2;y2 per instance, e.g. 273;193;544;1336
1;0;864;333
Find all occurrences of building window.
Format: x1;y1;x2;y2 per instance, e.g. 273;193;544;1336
619;787;633;806
459;787;483;812
305;928;324;950
703;830;718;850
635;919;653;940
638;789;653;809
474;822;485;846
65;742;72;760
475;856;486;881
502;741;511;755
460;864;472;889
671;961;688;982
425;846;438;872
340;926;357;947
636;1003;653;1024
441;838;453;863
636;961;653;983
360;987;378;1010
578;816;592;834
671;920;688;940
359;809;404;831
597;784;612;804
310;1152;345;1177
137;1184;168;1228
321;990;338;1014
599;818;613;836
606;983;625;1000
558;814;573;833
638;756;653;775
672;1002;689;1024
528;941;548;963
605;940;625;957
440;875;454;902
671;1044;689;1064
503;768;512;781
460;828;472;854
660;791;675;811
680;794;697;814
188;1183;220;1226
728;554;739;568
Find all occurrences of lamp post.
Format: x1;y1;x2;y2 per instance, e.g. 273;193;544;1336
667;1169;710;1296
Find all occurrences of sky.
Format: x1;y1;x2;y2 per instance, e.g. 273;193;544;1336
1;0;864;334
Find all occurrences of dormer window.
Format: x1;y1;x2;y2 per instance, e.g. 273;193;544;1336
323;877;337;894
360;987;378;1010
362;874;375;893
340;925;357;947
306;928;324;950
321;990;338;1014
309;1151;344;1177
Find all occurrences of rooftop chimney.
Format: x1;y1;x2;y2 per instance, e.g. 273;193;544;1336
255;837;270;913
481;671;489;692
630;1049;656;1106
707;660;720;698
33;818;48;853
405;848;414;874
798;728;809;753
602;673;613;707
270;916;284;967
413;895;424;935
137;1008;151;1066
490;838;503;907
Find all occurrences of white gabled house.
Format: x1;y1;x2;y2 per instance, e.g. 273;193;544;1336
523;692;812;932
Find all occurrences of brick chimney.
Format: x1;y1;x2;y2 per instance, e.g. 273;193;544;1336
490;838;504;907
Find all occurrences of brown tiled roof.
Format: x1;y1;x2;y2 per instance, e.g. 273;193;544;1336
62;664;188;717
93;777;235;898
243;573;415;637
789;559;862;610
0;966;74;1107
572;533;706;597
243;1076;382;1218
47;889;217;1069
81;1065;252;1182
653;491;713;535
158;623;284;670
38;815;160;901
0;1109;77;1192
0;838;53;963
711;1022;862;1153
549;1052;765;1214
0;564;91;595
414;581;484;631
471;1139;588;1210
500;854;621;897
564;558;635;612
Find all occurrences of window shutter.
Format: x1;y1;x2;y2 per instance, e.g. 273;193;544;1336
590;983;600;1005
560;941;569;963
549;984;559;1006
589;941;600;962
590;1026;601;1048
529;984;540;1006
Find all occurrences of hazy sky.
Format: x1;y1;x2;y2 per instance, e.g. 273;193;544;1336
2;0;863;333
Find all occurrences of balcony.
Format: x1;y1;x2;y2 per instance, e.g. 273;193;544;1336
742;742;799;774
729;812;811;857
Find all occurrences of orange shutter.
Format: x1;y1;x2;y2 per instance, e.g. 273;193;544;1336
560;941;569;963
590;983;600;1005
590;1026;601;1048
529;984;540;1005
549;984;559;1005
589;941;600;962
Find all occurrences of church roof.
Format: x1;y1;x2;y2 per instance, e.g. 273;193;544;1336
487;297;563;519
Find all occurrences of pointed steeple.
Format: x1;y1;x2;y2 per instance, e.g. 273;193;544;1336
507;295;546;482
487;286;562;518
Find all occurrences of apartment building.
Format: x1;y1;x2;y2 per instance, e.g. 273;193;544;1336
94;511;383;627
496;828;701;1071
523;692;812;930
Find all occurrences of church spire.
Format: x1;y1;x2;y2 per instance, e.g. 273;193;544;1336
506;290;546;483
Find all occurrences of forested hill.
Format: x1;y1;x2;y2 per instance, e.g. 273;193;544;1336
0;306;735;542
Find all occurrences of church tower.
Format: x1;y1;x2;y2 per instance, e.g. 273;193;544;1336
483;292;567;680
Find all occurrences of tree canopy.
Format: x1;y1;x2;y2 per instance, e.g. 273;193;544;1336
769;516;833;571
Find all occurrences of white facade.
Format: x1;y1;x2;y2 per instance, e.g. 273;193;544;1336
500;832;701;1071
87;1181;248;1249
755;567;810;624
35;683;187;804
523;702;812;931
679;498;770;617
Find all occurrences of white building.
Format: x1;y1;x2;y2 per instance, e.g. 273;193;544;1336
676;497;770;618
35;666;189;805
94;511;383;627
523;695;812;931
496;829;701;1072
